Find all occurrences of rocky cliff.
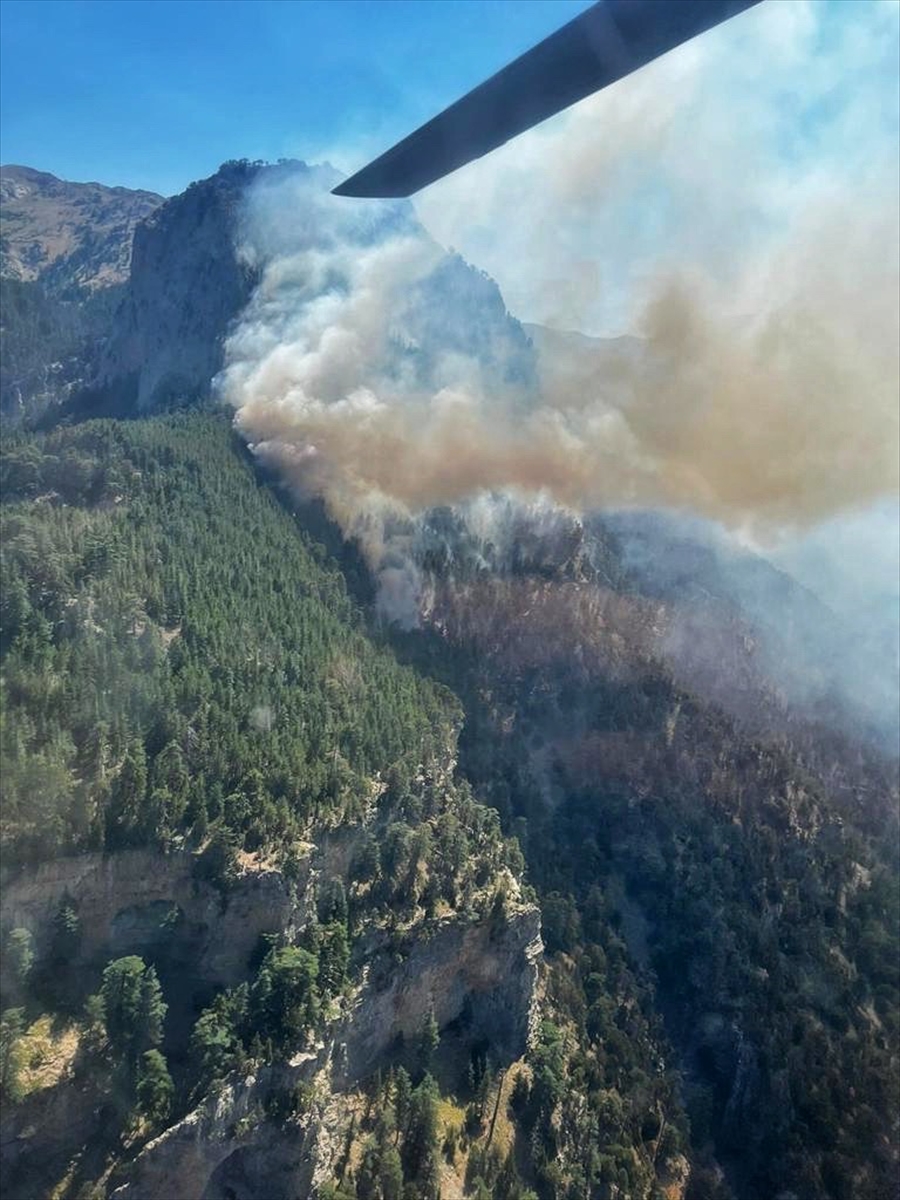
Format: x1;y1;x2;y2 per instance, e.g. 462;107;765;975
1;848;310;990
96;160;266;409
2;818;541;1200
109;899;541;1200
0;165;163;420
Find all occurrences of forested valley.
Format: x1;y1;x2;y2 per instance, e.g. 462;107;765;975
0;413;897;1200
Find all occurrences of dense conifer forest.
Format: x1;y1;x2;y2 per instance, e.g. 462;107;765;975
0;415;458;861
1;414;897;1200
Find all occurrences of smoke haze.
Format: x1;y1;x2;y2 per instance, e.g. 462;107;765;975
217;0;899;736
219;172;899;531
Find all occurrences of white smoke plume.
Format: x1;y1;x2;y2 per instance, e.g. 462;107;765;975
217;0;899;660
218;172;898;536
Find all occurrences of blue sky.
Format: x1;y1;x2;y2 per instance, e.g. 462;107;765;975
0;0;594;195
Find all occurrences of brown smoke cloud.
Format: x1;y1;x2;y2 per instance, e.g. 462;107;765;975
219;0;899;566
622;203;900;526
223;185;899;537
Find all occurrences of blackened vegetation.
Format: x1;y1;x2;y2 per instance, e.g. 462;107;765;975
393;536;899;1199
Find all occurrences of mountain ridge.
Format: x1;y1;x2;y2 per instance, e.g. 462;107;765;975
0;164;164;421
0;164;164;293
0;159;897;1200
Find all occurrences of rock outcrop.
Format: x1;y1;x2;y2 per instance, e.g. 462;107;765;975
97;160;266;409
1;848;309;989
340;900;542;1082
104;886;542;1200
110;1063;328;1200
2;830;542;1200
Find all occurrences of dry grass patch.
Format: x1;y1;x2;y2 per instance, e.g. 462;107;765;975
17;1015;80;1096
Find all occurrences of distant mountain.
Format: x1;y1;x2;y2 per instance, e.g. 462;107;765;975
0;166;163;422
523;321;645;405
0;165;163;294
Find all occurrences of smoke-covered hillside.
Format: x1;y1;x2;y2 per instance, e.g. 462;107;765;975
0;160;898;1200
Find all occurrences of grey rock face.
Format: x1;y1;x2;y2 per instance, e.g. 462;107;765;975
3;838;542;1200
111;901;543;1200
109;1067;322;1200
1;848;309;989
98;161;266;409
340;902;542;1082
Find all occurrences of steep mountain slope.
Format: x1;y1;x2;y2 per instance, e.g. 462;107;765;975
0;166;163;422
390;509;899;1200
0;417;543;1200
0;166;162;293
0;279;126;425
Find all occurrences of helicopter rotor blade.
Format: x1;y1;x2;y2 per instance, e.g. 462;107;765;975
333;0;762;199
